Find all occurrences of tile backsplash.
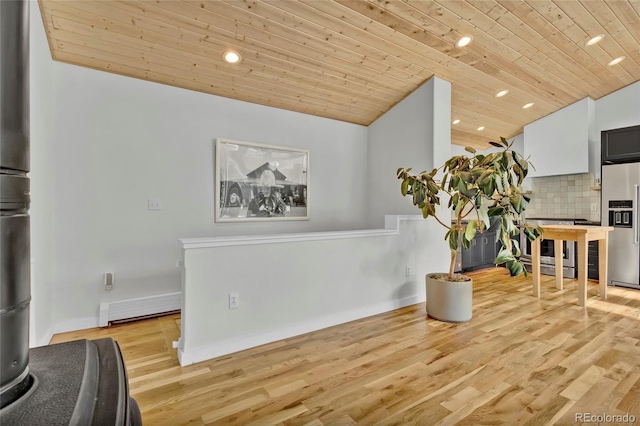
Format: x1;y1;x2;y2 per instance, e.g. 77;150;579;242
525;173;600;222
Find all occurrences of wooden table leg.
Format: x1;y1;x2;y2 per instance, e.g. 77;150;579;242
577;234;588;307
554;239;563;290
598;234;608;300
532;238;541;298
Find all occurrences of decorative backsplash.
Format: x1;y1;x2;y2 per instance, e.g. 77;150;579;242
525;173;600;222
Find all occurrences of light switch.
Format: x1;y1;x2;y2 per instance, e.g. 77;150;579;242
148;199;162;210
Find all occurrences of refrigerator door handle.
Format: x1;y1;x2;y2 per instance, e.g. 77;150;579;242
632;185;640;245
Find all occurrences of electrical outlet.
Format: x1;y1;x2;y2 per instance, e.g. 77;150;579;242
406;266;411;276
591;203;598;212
148;199;162;210
104;272;114;291
229;292;239;309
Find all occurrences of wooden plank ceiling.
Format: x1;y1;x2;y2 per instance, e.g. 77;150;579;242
38;0;640;149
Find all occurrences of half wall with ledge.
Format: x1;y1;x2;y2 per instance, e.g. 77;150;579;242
176;215;448;366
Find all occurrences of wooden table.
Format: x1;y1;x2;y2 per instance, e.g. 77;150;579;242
531;225;614;307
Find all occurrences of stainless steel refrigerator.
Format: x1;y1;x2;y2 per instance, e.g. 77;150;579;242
602;162;640;290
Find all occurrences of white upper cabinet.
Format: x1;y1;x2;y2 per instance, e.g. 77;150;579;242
524;98;594;177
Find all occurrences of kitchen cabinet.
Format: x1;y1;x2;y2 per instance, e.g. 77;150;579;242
601;125;640;164
462;231;498;272
588;241;599;280
574;220;601;280
524;97;593;177
454;244;463;273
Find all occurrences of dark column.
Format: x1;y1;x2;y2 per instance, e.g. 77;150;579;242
0;0;31;409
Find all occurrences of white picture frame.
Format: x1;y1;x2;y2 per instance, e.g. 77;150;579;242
215;138;310;222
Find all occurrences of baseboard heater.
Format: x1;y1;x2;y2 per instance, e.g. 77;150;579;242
99;292;182;327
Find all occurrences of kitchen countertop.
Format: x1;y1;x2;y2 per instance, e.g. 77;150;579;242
540;224;612;238
526;217;602;226
527;217;587;221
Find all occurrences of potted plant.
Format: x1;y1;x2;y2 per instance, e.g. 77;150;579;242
397;137;543;322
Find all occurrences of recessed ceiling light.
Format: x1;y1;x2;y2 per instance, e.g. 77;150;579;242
585;34;605;46
522;102;535;109
607;56;625;66
495;89;509;98
222;50;241;64
452;119;460;124
456;36;472;47
477;126;485;131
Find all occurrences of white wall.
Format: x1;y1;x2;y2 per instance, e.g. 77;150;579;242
29;0;54;346
593;82;640;177
367;77;452;229
450;144;475;157
48;63;369;329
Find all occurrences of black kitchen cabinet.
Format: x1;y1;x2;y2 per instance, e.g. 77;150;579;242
588;241;599;280
574;220;601;280
462;231;498;272
461;239;473;271
602;125;640;164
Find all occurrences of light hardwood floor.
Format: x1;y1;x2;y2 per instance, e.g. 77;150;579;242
51;268;640;425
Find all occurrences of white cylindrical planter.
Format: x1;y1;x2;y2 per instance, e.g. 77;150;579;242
425;273;473;323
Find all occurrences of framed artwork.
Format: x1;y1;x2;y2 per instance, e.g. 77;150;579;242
215;138;310;222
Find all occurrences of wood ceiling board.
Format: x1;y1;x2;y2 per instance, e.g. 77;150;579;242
407;1;525;63
177;0;423;83
42;2;398;124
49;35;386;124
106;1;407;96
492;1;622;94
54;48;374;125
57;0;415;96
337;0;576;107
529;1;636;81
297;0;517;92
451;129;501;150
222;0;427;74
577;1;640;78
47;14;389;115
38;0;640;148
368;0;583;104
53;35;387;118
84;0;423;86
280;0;571;131
449;107;523;135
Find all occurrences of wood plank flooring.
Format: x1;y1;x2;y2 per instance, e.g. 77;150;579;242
50;268;640;425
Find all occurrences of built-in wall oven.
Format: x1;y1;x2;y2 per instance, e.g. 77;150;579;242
521;219;577;278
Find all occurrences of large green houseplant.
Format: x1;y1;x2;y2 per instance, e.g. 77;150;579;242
397;137;543;321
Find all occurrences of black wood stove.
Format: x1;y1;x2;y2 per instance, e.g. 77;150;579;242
0;2;141;424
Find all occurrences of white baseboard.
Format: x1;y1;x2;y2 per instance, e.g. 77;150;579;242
178;295;421;366
29;325;55;349
31;319;94;348
41;325;54;346
53;317;99;335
